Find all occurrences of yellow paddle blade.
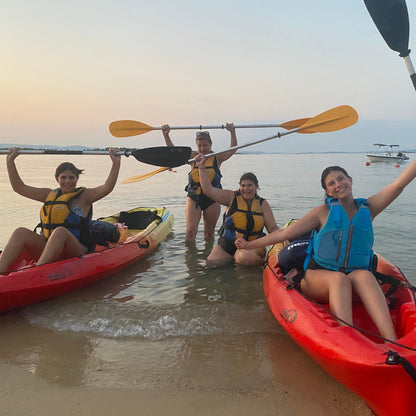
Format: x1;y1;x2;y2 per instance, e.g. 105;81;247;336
122;167;170;184
298;105;359;133
279;118;314;134
109;120;154;137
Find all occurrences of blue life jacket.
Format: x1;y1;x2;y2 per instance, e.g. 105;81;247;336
304;197;374;272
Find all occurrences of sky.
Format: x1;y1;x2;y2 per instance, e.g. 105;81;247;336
1;0;416;153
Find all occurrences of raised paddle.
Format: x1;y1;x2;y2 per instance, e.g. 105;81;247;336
0;148;165;163
132;105;359;168
108;118;312;137
364;0;416;91
122;167;171;184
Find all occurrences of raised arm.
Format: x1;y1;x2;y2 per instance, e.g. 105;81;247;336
161;124;174;147
367;158;416;218
6;148;51;202
217;123;238;165
196;154;234;206
82;148;121;204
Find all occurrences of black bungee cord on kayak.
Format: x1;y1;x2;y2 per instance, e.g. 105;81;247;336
265;261;416;354
265;261;416;384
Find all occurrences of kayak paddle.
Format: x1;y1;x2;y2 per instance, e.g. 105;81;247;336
108;118;312;137
132;105;359;168
364;0;416;91
0;148;175;164
122;167;171;184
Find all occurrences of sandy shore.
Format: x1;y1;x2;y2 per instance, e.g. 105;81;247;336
0;313;372;416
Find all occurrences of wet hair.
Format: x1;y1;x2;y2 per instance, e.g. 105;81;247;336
195;131;212;144
55;162;84;179
320;166;350;190
239;172;259;187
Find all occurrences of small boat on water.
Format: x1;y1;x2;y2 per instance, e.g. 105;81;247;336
264;243;416;416
366;143;409;163
0;206;173;314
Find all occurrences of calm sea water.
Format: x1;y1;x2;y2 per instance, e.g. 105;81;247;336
0;152;414;413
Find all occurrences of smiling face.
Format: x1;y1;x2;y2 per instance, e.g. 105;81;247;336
195;138;212;155
239;179;258;200
323;170;353;200
56;169;79;193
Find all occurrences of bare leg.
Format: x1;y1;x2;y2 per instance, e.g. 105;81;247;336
206;244;234;267
301;269;354;325
37;227;87;265
202;202;221;241
0;227;46;273
185;198;202;242
349;270;397;341
234;247;266;266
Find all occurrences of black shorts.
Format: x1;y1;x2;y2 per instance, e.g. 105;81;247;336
218;236;236;256
187;194;217;211
306;257;327;270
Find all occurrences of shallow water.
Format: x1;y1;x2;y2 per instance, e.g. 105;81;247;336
0;152;414;415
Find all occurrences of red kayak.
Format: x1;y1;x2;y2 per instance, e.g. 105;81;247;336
264;244;416;416
0;207;173;313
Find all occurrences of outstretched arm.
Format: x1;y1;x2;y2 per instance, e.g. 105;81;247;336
196;154;234;206
82;148;121;204
368;158;416;218
217;123;238;165
236;206;322;250
161;124;174;147
6;148;50;202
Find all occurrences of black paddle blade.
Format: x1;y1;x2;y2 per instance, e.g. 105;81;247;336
131;146;192;167
364;0;410;57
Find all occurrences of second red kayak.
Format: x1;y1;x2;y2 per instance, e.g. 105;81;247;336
264;244;416;416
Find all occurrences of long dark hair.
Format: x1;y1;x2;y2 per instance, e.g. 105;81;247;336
320;166;350;190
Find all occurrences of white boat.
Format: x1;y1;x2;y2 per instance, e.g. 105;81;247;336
366;143;409;163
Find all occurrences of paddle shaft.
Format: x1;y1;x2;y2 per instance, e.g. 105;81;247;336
403;55;416;90
0;149;133;156
188;129;292;163
151;123;303;131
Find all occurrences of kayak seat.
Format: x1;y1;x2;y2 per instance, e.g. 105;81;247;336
399;302;416;337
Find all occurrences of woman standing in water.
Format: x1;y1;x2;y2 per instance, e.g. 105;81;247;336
0;148;121;273
196;154;278;266
161;124;237;242
236;159;416;340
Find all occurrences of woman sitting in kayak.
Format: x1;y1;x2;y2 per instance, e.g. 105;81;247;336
161;123;237;242
0;147;121;273
195;154;278;266
236;159;416;341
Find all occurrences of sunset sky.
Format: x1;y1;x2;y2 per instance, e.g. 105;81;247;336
2;1;415;153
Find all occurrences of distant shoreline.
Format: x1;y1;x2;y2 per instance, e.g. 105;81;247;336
0;144;414;155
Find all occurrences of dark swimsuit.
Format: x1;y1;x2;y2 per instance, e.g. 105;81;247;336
187;193;217;211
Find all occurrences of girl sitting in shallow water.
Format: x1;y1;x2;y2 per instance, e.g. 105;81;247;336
236;159;416;341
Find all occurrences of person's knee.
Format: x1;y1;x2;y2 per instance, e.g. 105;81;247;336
48;226;71;241
11;227;33;238
331;272;351;289
234;250;263;266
